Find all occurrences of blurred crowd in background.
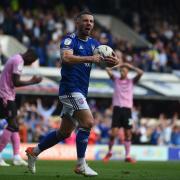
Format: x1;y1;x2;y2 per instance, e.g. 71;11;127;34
0;1;180;72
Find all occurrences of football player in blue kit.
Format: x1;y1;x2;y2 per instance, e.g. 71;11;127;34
26;11;118;176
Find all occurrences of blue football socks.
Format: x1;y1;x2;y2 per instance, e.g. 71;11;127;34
76;128;90;158
38;130;64;151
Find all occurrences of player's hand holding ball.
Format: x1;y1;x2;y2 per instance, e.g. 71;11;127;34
104;52;119;67
93;45;119;67
91;54;104;63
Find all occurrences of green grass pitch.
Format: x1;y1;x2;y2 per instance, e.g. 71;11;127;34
0;160;180;180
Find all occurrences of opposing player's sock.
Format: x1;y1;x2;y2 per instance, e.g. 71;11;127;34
76;128;90;165
103;137;114;162
11;132;20;155
37;130;65;154
124;140;131;158
0;129;12;152
108;137;115;154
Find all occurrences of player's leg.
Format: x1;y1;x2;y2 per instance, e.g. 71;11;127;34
103;127;119;162
0;99;9;146
124;128;136;163
26;115;76;174
73;109;98;176
64;92;97;176
0;100;10;166
26;97;76;173
103;106;121;162
6;100;27;166
11;131;28;166
32;114;76;156
0;126;11;166
124;128;132;158
0;100;13;166
123;108;136;163
0;118;11;166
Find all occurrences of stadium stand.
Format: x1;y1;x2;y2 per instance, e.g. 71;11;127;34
0;0;180;146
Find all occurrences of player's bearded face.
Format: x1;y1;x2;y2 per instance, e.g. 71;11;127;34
120;67;128;78
78;15;94;36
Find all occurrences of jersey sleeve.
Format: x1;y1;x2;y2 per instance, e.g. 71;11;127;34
60;36;74;51
13;58;24;75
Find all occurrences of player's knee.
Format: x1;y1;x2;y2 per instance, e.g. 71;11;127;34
7;124;19;132
62;113;77;125
111;132;117;138
110;128;119;137
84;119;94;129
7;118;19;131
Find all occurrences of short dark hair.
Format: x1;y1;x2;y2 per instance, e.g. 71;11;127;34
25;48;38;60
75;10;93;21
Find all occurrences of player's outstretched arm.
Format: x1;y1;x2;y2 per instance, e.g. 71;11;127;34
133;67;144;83
108;62;123;69
123;63;144;83
12;74;42;87
105;67;114;80
61;50;103;64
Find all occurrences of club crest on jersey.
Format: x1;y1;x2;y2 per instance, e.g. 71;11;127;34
78;98;84;105
64;38;72;45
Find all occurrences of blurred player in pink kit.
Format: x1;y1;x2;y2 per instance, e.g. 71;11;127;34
103;62;143;163
0;49;42;166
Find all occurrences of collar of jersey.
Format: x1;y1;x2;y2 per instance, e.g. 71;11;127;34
77;37;89;42
74;32;90;42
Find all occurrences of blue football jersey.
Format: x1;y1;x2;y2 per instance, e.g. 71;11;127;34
59;33;99;97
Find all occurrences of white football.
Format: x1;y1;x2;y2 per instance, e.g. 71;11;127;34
93;45;113;57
